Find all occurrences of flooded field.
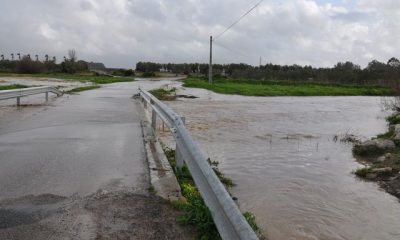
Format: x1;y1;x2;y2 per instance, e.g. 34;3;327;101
160;84;400;240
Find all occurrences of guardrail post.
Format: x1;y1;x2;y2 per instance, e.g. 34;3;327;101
175;116;186;169
151;109;157;130
45;92;49;102
16;97;20;106
175;145;184;168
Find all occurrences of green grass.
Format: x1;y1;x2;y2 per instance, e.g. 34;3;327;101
149;88;176;100
0;72;135;84
66;85;101;93
0;84;29;90
183;76;394;96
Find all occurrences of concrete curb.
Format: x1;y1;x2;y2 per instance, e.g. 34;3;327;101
138;100;182;201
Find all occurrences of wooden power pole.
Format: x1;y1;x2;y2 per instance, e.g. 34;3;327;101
209;35;213;84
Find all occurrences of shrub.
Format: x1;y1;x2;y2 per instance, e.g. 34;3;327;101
142;72;156;77
15;56;44;73
387;114;400;125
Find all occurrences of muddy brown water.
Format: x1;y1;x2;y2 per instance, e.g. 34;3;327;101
160;84;400;240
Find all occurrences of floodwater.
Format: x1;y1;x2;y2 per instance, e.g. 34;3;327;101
162;85;400;240
0;79;178;199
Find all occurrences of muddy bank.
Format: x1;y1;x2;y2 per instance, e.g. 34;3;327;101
353;126;400;200
0;191;195;239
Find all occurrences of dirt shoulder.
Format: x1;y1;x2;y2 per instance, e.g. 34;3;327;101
0;191;195;239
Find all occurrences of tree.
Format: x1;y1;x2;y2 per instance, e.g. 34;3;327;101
387;57;400;67
68;49;77;62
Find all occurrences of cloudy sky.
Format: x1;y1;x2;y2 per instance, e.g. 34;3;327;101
0;0;399;68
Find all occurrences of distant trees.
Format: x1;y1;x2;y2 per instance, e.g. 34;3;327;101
0;49;88;74
136;57;400;87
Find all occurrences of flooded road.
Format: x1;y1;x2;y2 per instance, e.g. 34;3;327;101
162;85;400;240
0;78;197;239
0;78;177;199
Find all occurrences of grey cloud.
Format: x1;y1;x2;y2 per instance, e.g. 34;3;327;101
0;0;399;68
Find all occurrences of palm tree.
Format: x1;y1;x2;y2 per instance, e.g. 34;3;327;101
35;55;38;61
27;54;31;59
0;54;4;60
11;53;14;61
45;54;49;61
53;56;56;62
17;53;20;60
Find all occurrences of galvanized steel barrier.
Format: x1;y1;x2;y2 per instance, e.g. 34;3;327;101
139;88;259;240
0;86;63;105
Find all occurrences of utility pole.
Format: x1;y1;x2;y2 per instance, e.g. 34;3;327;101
209;35;213;84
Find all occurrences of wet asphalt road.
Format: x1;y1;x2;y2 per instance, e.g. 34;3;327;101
0;82;148;199
0;79;195;239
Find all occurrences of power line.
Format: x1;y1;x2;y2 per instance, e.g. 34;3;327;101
214;0;264;41
213;41;249;58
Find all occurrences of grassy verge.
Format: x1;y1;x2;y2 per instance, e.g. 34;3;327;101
0;84;29;90
161;145;262;239
0;72;135;84
149;88;176;100
183;76;393;96
66;85;101;93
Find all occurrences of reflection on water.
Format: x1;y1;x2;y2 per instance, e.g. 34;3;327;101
162;86;400;240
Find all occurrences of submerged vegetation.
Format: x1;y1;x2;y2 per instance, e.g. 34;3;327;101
149;87;177;100
183;76;393;97
161;145;262;239
66;85;101;93
0;84;28;90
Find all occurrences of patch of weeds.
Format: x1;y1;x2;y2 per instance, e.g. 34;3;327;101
354;167;373;178
377;128;395;139
243;212;260;232
67;85;100;93
387;113;400;125
337;133;361;143
160;144;261;239
207;159;235;188
0;84;29;90
178;182;220;240
148;186;157;194
149;87;177;100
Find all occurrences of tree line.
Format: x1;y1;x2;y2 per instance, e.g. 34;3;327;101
136;58;400;86
0;50;88;74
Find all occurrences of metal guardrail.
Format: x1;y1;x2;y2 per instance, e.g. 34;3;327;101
139;89;259;240
0;86;63;105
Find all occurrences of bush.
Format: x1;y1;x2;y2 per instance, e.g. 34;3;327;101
15;56;44;73
142;72;156;77
387;114;400;125
112;68;135;76
0;60;17;72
